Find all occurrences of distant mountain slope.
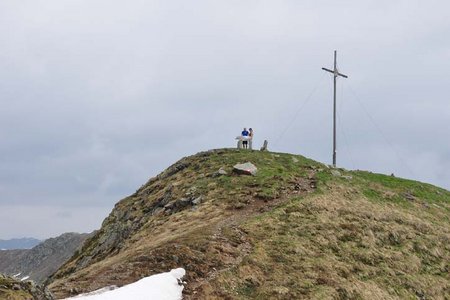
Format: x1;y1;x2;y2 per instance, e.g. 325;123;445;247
0;238;41;250
48;149;450;299
0;232;91;283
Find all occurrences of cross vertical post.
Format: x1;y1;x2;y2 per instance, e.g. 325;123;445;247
322;50;348;167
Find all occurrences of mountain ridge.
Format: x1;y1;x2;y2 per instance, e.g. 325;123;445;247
0;232;91;284
0;238;41;250
47;149;450;299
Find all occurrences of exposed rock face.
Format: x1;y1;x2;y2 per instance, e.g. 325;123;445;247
0;232;91;283
0;273;53;299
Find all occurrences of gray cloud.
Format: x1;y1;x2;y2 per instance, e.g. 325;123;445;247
1;0;449;238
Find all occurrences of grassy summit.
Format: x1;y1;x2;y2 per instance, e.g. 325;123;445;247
48;149;450;299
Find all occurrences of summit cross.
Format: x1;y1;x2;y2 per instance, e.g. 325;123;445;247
322;50;348;168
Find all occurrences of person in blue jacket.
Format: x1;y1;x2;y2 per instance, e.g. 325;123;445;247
241;128;249;149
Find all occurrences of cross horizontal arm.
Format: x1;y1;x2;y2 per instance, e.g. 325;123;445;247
322;67;348;78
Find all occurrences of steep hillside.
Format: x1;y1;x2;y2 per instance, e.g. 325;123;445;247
0;233;91;283
0;273;53;300
48;149;450;299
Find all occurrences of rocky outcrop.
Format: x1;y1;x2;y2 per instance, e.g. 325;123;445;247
0;232;91;283
0;273;53;299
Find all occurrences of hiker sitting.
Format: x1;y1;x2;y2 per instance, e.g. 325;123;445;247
241;128;249;149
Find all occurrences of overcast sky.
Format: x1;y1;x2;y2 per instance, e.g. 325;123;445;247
1;0;449;239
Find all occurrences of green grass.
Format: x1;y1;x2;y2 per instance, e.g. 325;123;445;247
354;170;450;204
193;151;450;299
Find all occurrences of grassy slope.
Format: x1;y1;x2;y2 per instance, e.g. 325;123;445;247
209;173;450;299
48;149;450;299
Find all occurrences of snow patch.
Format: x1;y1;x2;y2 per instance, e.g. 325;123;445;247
21;276;30;281
71;286;118;297
64;268;186;300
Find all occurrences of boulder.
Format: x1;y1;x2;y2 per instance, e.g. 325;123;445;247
331;170;341;177
212;167;228;177
233;162;258;176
